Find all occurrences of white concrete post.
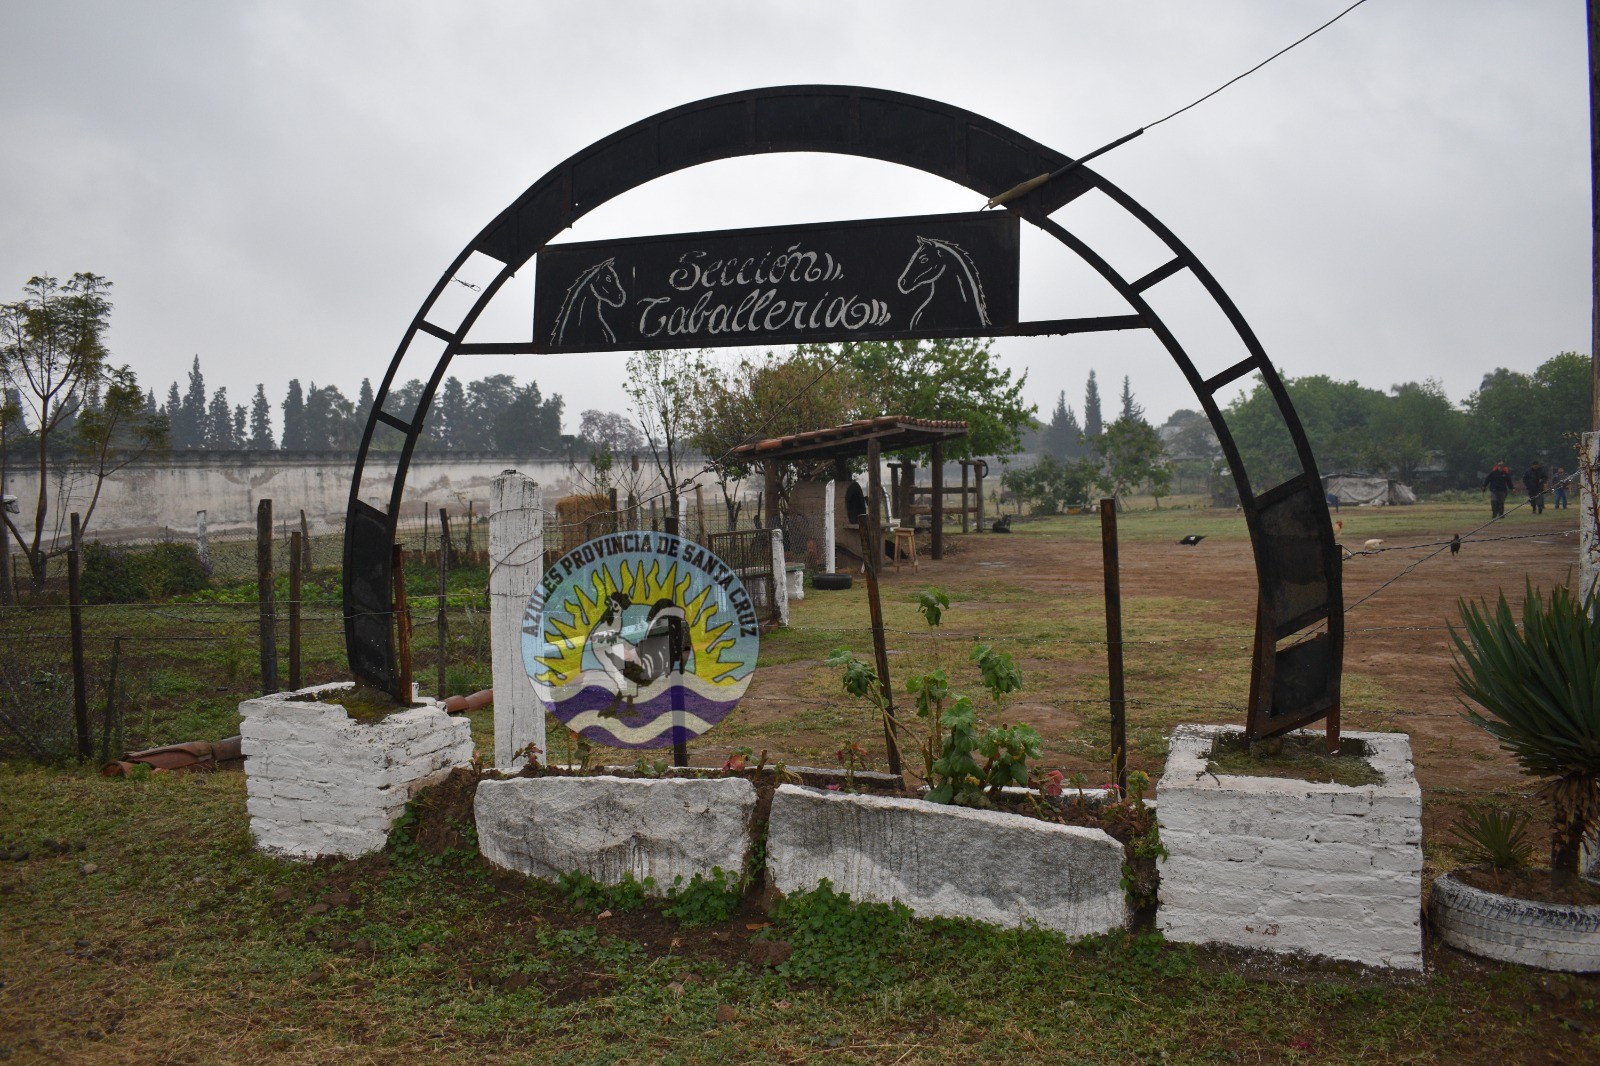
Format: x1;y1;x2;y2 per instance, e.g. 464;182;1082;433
823;480;836;574
770;527;789;626
1581;431;1598;604
195;510;209;569
490;471;544;769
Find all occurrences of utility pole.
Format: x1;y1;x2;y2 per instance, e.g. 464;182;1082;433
1591;0;1599;429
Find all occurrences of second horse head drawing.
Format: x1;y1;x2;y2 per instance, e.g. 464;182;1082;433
896;236;991;329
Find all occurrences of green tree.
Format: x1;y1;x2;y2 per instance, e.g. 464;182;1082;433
1093;416;1172;506
1040;391;1086;460
1466;352;1590;473
494;381;565;454
1083;370;1103;441
206;386;234;448
179;355;207;450
281;379;306;450
0;273;163;585
685;347;862;523
1001;454;1098;514
1119;375;1144;423
838;338;1033;459
248;384;275;450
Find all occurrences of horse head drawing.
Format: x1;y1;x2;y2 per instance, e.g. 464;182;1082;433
895;237;991;329
550;257;627;346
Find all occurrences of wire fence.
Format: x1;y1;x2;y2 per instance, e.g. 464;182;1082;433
0;490;791;764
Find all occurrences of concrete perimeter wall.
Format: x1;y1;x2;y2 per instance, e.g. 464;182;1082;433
6;451;743;543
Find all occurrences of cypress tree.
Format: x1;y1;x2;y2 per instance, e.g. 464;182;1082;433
249;384;275;450
281;379;306;450
1084;370;1103;440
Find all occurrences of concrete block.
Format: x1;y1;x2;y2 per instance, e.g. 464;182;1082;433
766;785;1128;939
476;775;756;890
1156;724;1422;970
241;685;474;860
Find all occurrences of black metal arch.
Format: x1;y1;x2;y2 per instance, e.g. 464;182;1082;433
345;84;1342;740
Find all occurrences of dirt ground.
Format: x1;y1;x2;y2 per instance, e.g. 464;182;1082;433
722;504;1585;865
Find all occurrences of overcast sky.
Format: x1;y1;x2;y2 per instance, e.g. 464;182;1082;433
0;1;1589;440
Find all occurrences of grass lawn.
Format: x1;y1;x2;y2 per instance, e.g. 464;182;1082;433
3;763;1598;1064
2;499;1597;1062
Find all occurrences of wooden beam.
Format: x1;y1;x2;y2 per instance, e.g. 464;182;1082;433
864;437;901;777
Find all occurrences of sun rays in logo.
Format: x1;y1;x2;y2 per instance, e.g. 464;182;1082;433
533;558;743;689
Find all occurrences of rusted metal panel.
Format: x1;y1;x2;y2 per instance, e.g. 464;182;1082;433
344;500;395;690
1255;477;1336;638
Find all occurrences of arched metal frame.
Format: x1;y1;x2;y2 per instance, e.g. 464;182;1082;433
345;85;1342;740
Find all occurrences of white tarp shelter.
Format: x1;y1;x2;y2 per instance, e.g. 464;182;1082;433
1323;473;1417;507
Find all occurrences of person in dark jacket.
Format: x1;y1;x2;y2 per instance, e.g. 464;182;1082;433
1523;461;1547;514
1482;461;1513;518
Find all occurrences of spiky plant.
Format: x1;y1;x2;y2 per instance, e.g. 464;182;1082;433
1451;582;1600;880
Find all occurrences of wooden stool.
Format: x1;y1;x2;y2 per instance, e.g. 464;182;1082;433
892;527;918;572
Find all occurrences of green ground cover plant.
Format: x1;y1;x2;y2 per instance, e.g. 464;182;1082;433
1;764;1596;1062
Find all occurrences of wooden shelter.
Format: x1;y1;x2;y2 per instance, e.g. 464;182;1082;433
728;415;969;561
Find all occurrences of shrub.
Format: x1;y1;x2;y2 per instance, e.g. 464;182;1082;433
1451;582;1600;878
82;540;210;603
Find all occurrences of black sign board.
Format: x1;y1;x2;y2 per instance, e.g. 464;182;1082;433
532;211;1019;353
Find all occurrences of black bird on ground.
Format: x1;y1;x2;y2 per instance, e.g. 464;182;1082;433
1450;533;1461;558
1178;534;1205;546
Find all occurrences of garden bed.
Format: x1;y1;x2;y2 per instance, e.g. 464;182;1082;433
240;682;473;860
472;758;1152;940
1158;723;1423;970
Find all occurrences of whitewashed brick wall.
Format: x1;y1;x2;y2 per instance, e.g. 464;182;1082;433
240;683;474;859
1157;724;1423;970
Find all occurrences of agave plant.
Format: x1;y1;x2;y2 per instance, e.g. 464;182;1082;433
1450;582;1600;880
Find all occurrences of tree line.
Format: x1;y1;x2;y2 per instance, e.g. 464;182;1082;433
1221;352;1589;489
151;357;569;455
1006;369;1173;512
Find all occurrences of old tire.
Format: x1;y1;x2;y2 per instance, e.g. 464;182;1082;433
1430;870;1600;972
812;572;853;591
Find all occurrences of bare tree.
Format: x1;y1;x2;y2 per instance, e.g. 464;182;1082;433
624;349;702;535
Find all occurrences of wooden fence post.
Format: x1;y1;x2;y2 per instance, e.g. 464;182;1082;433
100;636;122;765
864;439;902;778
68;512;90;761
300;510;311;571
288;531;303;690
257;499;278;694
1100;498;1127;794
437;522;449;701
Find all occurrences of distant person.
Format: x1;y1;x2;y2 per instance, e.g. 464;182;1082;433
1523;461;1547;515
1482;461;1513;518
1553;465;1570;509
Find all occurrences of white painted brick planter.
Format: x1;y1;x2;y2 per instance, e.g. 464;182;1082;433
1157;724;1423;970
240;683;474;860
766;784;1129;938
475;775;756;892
